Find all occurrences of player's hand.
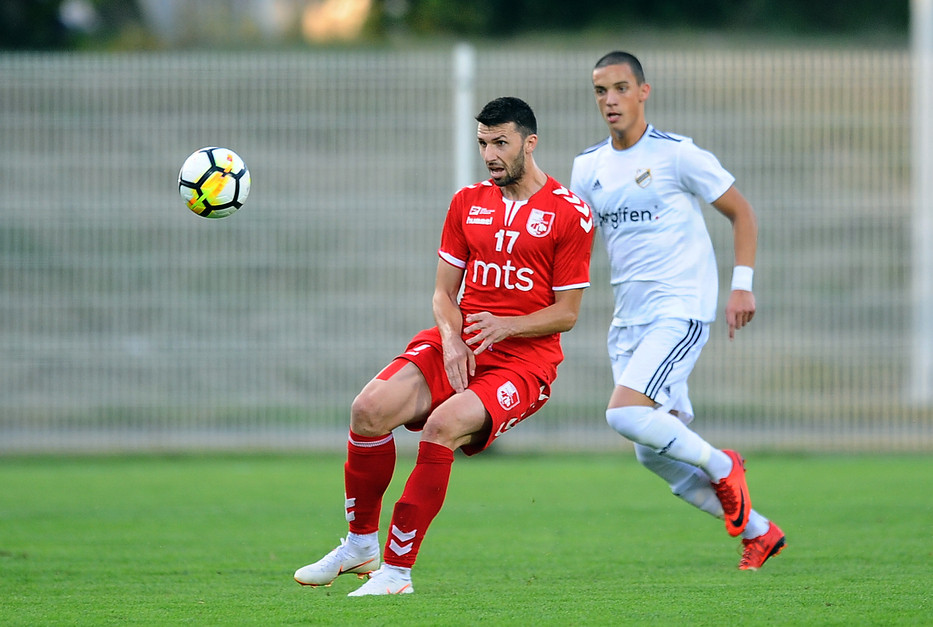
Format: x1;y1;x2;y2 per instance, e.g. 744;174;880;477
442;337;475;393
725;290;756;340
463;311;513;356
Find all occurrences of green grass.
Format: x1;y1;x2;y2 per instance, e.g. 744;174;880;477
0;452;930;625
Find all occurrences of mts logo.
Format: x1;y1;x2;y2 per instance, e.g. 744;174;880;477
470;259;534;291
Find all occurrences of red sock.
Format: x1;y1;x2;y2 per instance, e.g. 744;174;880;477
384;440;454;568
344;430;396;535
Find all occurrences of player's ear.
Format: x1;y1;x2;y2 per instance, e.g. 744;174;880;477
639;82;651;102
524;133;538;152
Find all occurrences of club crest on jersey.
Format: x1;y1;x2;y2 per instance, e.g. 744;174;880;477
497;381;520;410
525;209;555;237
635;168;652;188
467;205;495;225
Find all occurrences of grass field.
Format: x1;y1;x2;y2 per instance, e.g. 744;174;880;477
0;451;929;625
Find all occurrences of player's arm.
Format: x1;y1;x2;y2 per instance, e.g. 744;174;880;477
464;288;585;356
432;258;474;393
712;185;759;340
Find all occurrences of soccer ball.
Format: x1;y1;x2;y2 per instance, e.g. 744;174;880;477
178;147;251;218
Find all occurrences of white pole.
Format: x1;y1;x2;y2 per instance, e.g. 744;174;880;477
912;0;933;403
453;43;477;190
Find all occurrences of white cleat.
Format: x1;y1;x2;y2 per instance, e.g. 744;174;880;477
294;537;380;587
347;565;414;596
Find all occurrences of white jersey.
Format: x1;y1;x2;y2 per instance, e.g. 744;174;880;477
570;125;734;326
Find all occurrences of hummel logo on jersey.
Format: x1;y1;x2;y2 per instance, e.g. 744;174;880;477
467;205;495;225
467;215;493;225
592;179;602;190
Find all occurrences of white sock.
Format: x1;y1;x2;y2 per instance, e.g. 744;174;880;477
704;451;734;483
635;444;723;517
741;511;770;539
383;564;411;578
607;406;732;481
635;444;770;532
347;531;379;549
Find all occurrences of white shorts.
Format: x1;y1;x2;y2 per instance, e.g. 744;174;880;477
607;318;709;418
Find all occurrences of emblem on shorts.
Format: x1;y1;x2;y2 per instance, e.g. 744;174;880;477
635;168;651;188
497;381;520;410
526;209;555;237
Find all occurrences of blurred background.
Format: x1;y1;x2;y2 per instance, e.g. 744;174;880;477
1;0;930;454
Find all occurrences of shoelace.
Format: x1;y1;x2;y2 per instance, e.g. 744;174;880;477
739;542;763;567
714;479;739;514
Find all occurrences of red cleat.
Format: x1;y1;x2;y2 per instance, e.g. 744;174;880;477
739;521;786;570
712;450;751;537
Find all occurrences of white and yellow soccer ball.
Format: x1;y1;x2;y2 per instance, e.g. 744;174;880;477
178;147;251;218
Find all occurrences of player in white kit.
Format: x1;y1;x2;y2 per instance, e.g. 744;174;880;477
570;51;785;570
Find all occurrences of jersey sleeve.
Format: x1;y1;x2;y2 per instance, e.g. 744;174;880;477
569;156;594;211
551;186;595;291
438;190;468;269
677;141;736;204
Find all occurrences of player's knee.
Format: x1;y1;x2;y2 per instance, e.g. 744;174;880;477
350;389;391;435
419;414;458;448
606;406;655;440
419;416;446;442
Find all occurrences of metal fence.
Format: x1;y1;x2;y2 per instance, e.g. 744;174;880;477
0;46;928;453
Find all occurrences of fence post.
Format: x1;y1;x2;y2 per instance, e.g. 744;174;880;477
912;0;933;403
453;43;476;191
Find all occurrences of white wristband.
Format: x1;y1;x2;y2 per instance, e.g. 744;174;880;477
731;266;754;292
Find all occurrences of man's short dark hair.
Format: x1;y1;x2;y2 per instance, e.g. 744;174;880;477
475;97;537;138
594;51;646;85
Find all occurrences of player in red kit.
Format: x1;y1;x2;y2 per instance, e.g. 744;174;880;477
294;96;594;596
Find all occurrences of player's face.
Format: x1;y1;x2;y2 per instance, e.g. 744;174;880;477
477;122;530;188
592;63;650;145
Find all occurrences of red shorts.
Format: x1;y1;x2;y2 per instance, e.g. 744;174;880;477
379;328;552;456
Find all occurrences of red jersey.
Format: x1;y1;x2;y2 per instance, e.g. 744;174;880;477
438;175;595;380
